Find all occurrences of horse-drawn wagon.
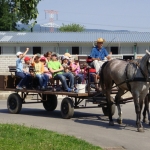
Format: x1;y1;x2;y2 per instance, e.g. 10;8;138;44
0;55;132;118
0;53;149;132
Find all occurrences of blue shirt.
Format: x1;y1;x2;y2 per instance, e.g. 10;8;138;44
90;47;108;60
16;58;23;72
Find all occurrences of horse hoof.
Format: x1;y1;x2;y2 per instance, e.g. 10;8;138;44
109;121;114;126
137;128;144;132
117;119;122;124
143;118;149;124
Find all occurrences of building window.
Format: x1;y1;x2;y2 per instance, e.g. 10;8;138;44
72;47;79;55
123;55;134;60
111;47;118;54
33;47;41;54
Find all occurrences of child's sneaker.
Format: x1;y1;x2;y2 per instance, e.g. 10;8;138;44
56;86;61;91
74;88;79;93
67;88;73;92
41;86;46;91
22;85;26;89
16;86;23;90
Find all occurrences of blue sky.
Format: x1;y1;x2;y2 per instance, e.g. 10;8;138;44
36;0;150;32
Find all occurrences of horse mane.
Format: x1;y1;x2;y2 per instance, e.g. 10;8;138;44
138;53;150;78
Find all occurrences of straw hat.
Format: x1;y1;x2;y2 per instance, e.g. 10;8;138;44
64;53;72;58
96;38;105;43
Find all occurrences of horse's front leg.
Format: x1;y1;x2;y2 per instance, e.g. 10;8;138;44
133;94;144;132
106;90;114;126
115;89;124;124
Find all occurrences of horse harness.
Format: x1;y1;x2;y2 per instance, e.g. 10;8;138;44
113;60;150;91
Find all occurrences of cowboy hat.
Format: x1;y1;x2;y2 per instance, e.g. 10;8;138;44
96;38;105;43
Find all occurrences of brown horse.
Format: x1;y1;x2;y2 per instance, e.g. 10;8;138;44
100;50;150;132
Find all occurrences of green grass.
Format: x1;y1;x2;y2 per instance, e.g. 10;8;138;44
0;124;102;150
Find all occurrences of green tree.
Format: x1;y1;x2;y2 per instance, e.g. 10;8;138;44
13;0;41;24
59;23;85;32
0;0;18;31
0;0;41;31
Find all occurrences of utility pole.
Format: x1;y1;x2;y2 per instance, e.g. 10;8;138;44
41;10;59;32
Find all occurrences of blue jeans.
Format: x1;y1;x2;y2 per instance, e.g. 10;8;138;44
90;73;95;82
76;74;84;84
54;73;74;91
25;73;32;88
16;72;28;87
36;74;49;87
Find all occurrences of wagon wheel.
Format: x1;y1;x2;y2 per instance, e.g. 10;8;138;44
61;97;74;119
7;93;22;114
42;94;58;111
102;97;116;116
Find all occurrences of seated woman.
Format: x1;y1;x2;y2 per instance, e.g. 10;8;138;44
31;54;49;90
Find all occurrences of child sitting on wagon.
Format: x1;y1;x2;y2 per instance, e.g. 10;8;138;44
31;54;49;90
48;53;76;92
40;56;52;79
82;62;100;91
61;56;71;73
70;57;84;84
15;48;30;90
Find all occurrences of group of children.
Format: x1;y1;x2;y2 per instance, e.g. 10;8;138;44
15;48;92;92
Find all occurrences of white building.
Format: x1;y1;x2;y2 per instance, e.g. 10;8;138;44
0;31;150;74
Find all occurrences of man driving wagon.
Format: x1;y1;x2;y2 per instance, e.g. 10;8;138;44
88;38;111;90
90;38;111;74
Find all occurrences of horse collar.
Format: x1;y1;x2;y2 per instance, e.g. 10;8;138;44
135;61;148;79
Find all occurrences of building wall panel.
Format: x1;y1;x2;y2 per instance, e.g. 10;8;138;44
121;47;133;54
2;47;15;55
137;46;149;54
82;47;92;55
42;47;56;54
20;47;33;54
59;47;72;54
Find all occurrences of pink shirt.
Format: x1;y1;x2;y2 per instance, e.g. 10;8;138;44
44;66;52;78
71;62;80;75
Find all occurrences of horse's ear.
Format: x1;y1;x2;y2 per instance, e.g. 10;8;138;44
146;49;150;55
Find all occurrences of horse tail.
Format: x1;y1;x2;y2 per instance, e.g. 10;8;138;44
100;61;109;93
